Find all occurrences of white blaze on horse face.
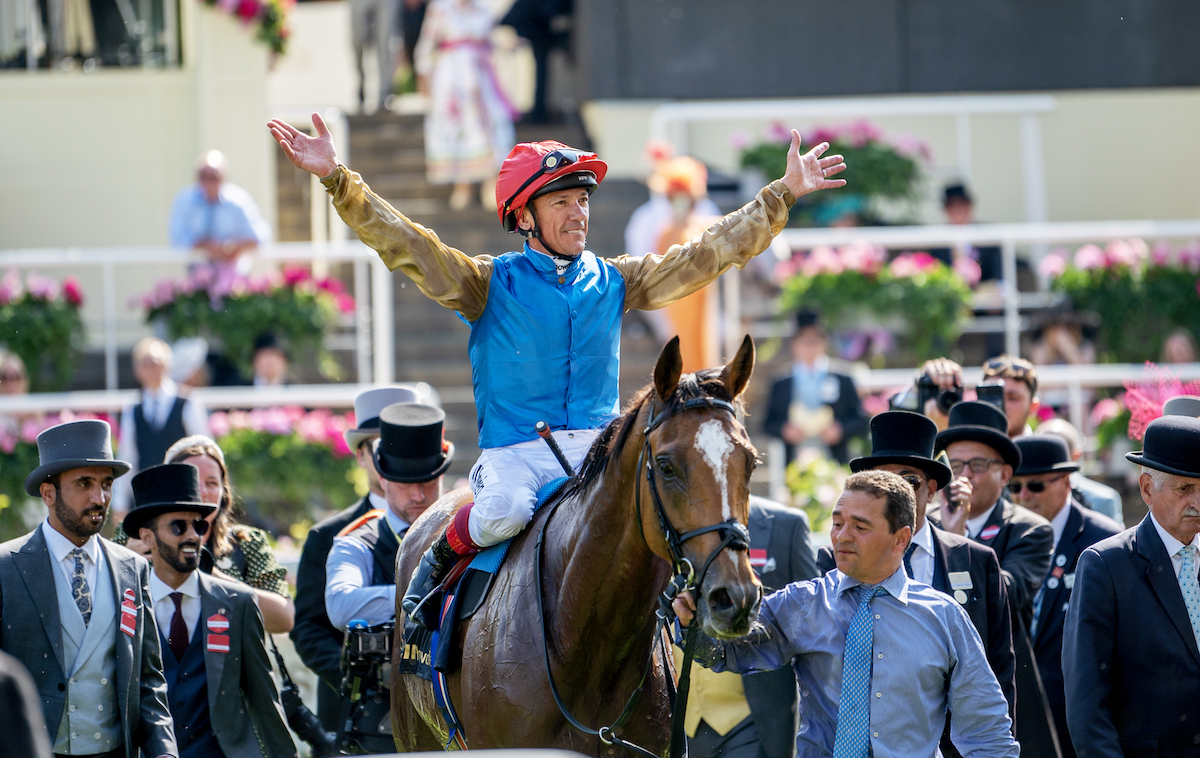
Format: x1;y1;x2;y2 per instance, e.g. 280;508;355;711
695;419;734;521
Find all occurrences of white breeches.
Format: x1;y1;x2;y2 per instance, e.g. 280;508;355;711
467;428;600;547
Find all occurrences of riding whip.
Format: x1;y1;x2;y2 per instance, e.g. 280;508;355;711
535;420;575;477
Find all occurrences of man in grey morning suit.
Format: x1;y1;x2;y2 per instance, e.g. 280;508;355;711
0;419;176;758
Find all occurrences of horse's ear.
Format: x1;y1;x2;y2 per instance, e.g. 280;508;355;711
720;335;755;400
654;336;683;401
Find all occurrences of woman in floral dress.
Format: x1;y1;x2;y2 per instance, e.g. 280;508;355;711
416;0;516;210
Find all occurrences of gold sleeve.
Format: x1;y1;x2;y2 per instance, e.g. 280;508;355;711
612;180;795;311
322;165;493;321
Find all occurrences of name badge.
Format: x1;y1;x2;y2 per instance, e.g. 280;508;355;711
948;571;973;591
207;634;230;653
1063;572;1075;590
207;613;230;633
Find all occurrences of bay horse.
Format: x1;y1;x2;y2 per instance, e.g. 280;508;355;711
390;336;765;755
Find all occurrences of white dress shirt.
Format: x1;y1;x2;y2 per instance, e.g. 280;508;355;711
1048;495;1073;551
41;520;104;596
909;520;935;585
150;570;202;641
1149;512;1200;580
967;501;1001;539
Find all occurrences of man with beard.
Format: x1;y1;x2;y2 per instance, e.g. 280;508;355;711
127;463;296;758
0;419;177;758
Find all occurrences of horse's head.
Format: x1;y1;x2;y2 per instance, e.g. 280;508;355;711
638;335;763;639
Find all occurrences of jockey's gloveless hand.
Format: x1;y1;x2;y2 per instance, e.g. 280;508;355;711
672;590;697;629
269;113;340;179
780;129;848;199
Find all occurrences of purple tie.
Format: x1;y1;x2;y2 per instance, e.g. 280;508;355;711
168;592;189;660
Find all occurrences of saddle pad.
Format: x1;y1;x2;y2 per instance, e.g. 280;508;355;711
467;477;568;574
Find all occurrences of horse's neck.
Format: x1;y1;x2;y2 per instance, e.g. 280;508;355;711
548;422;668;673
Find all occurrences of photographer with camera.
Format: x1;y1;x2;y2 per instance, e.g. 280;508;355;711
918;355;1041;438
325;403;451;753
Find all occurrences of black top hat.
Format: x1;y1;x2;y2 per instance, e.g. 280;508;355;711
253;332;288;357
1126;415;1200;478
122;463;217;536
794;309;823;335
851;411;953;490
373;403;454;484
1014;436;1079;476
24;419;132;496
935;401;1021;469
943;183;973;205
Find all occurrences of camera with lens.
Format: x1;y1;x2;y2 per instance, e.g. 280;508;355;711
890;374;963;415
340;619;396;754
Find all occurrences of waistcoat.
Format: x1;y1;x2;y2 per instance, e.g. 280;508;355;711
468;247;624;448
52;551;121;755
161;622;225;758
344;516;400;587
134;395;188;471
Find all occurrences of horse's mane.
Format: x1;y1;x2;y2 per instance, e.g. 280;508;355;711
565;367;743;496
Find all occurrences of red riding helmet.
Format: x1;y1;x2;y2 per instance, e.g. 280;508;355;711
496;141;608;233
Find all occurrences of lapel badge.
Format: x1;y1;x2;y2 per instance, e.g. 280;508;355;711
1047;577;1060;590
207;613;230;633
1055;554;1067;567
979;525;1000;541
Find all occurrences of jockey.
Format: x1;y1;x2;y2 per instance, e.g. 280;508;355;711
268;114;847;628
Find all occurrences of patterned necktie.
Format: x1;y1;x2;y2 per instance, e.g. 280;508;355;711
168;592;189;661
903;543;916;579
833;583;889;758
1179;545;1200;653
69;548;92;626
1030;583;1046;638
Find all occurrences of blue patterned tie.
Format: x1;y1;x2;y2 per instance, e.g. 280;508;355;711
70;548;92;626
833;583;888;758
1179;545;1200;653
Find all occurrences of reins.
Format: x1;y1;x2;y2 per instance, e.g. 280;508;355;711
534;394;750;758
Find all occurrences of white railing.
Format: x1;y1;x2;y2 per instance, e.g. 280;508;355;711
0;239;393;391
647;94;1058;224
774;219;1200;356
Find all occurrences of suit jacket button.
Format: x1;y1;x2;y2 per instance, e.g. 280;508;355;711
58;683;65;691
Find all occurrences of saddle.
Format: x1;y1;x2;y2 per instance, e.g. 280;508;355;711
397;476;569;682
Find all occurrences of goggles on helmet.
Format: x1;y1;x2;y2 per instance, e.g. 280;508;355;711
501;149;590;220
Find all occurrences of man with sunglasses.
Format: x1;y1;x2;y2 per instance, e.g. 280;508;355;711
816;411;1015;758
1008;436;1120;758
1;419;177;758
126;463;296;758
931;402;1059;758
268;113;848;625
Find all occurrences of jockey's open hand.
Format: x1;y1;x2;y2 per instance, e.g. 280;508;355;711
781;129;847;199
673;590;697;628
268;112;339;179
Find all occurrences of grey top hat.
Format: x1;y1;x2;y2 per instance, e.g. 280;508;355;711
24;419;132;496
122;463;217;536
1163;395;1200;419
372;403;454;483
1126;415;1200;478
344;386;420;451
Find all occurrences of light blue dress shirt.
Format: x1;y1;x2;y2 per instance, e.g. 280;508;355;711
690;567;1018;758
168;182;271;249
324;502;409;630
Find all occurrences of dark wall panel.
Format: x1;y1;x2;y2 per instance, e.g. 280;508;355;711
576;0;1200;100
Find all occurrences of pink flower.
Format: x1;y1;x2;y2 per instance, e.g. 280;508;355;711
730;131;750;150
227;410;251;430
0;429;16;454
25;272;58;301
1178;241;1200;273
208;411;231;439
1073;244;1106;270
910;252;940;271
1151;241;1173;267
800;246;844;277
336;292;356;313
845;120;883;148
808;126;839;147
953;256;982;287
1104;239;1140;268
61;276;84;307
766;121;791;144
888;255;919;279
1089;397;1122;428
282;266;310;286
838;242;886;275
860;392;896;417
316;277;343;295
1037;252;1067;280
189;265;216;289
0;270;20;305
236;0;261;21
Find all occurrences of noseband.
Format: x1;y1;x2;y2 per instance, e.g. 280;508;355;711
635;395;752;595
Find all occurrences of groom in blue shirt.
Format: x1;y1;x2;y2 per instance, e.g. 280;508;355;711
675;470;1017;758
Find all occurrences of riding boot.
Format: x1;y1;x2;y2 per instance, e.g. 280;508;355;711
403;534;460;630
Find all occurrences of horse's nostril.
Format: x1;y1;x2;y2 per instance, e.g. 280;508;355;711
708;587;734;614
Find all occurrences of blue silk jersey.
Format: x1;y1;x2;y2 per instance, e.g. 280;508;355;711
467;244;625;448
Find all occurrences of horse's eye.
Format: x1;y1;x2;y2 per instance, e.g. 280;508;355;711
657;458;675;478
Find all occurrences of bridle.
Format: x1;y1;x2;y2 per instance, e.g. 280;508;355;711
535;391;752;758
